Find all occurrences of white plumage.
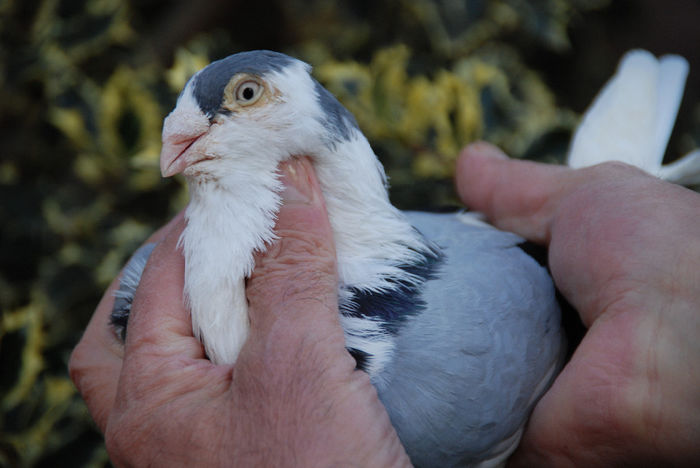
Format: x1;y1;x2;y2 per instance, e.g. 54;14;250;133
163;55;436;369
568;49;700;185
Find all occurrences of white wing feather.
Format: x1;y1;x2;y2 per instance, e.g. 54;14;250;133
658;149;700;185
567;50;689;176
653;54;690;164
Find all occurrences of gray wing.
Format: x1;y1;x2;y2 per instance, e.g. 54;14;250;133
373;211;565;468
110;242;156;340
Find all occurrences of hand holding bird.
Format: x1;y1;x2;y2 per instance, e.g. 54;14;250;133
71;146;700;466
105;51;566;467
71;158;412;467
459;144;700;466
70;50;700;467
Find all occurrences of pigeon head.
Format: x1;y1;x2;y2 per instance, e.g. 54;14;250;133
159;50;360;179
156;50;422;367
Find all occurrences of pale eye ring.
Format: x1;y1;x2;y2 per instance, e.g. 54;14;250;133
235;80;263;105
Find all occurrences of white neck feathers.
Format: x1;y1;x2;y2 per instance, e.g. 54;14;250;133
182;127;429;364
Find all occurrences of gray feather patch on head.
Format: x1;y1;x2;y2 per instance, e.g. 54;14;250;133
313;79;360;144
188;49;360;144
191;50;295;118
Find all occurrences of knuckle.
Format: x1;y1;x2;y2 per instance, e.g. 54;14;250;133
104;421;140;465
103;399;158;465
584;161;649;181
273;229;334;262
250;234;336;293
68;342;89;391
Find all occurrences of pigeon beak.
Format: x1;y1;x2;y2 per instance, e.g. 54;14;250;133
160;109;210;177
160;131;206;177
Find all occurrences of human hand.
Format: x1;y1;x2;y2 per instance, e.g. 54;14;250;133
69;157;410;467
457;142;700;466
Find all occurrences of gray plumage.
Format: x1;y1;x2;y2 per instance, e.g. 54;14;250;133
113;212;563;467
312;79;360;143
111;243;156;341
376;212;564;467
192;50;294;118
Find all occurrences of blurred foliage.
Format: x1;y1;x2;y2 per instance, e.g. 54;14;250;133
1;0;698;466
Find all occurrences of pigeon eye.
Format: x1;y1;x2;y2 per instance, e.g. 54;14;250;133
235;80;262;105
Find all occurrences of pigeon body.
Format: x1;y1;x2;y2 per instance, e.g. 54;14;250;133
373;212;563;467
114;50;565;467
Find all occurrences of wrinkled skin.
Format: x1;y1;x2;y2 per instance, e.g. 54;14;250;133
69;158;410;467
457;143;700;467
70;144;700;466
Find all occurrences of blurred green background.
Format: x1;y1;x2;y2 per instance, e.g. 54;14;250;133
1;0;699;466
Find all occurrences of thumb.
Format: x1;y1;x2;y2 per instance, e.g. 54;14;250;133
244;157;348;365
456;142;571;244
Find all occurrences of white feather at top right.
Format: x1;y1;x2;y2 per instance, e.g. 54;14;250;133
567;49;700;187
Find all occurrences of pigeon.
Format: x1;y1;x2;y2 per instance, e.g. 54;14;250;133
111;50;565;467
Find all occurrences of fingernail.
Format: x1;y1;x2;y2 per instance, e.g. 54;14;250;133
280;158;315;204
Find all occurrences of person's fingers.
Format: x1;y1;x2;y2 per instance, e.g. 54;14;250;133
68;273;127;432
109;213;234;422
456;142;572;244
243;156;351;373
69;210;186;431
122;216;205;361
234;158;401;467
